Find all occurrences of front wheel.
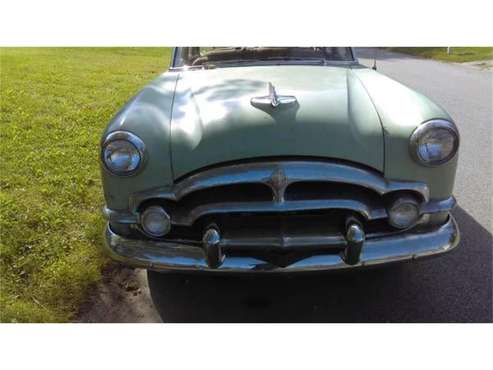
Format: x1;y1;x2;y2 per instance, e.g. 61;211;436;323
147;270;196;322
147;270;278;322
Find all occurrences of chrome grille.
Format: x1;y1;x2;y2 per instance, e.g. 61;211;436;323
104;161;457;270
123;160;433;247
130;160;429;228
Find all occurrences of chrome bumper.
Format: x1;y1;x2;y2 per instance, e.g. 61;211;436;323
103;215;460;273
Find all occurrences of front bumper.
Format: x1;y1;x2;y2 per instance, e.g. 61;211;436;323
103;215;460;273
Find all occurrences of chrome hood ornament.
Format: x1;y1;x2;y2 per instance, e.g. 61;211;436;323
251;82;297;109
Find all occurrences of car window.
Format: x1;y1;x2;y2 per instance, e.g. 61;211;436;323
173;47;354;67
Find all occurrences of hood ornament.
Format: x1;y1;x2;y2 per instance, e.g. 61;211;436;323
251;82;297;109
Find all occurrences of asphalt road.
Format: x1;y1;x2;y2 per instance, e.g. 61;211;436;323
85;48;492;323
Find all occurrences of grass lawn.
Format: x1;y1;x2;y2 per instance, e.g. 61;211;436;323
0;47;172;322
386;47;493;63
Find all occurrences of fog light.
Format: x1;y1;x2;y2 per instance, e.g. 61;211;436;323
388;196;420;229
140;206;171;237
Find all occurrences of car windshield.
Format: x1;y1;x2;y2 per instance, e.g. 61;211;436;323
173;47;354;67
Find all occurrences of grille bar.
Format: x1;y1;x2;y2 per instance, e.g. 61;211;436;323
170;198;387;226
129;160;430;211
220;234;346;249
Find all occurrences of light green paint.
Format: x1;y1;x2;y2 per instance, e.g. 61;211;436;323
101;64;458;210
352;67;458;198
101;72;178;209
170;66;384;178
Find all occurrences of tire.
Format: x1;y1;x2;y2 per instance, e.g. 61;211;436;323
147;270;191;322
147;265;407;322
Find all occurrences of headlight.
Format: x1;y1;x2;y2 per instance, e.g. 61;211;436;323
409;120;459;166
101;131;146;175
387;195;420;229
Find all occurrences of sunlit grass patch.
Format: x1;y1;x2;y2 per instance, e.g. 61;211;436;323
0;47;172;322
387;47;493;63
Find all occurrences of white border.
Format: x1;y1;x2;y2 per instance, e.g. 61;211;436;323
1;324;492;370
1;0;492;45
1;2;491;369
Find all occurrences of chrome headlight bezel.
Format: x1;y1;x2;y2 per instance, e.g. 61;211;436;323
101;131;146;176
409;119;460;167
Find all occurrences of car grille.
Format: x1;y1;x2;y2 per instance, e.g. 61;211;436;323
130;160;429;246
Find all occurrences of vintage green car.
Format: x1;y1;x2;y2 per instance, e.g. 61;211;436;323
100;47;460;273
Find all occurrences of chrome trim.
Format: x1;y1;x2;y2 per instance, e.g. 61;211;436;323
202;228;223;268
101;131;147;176
102;207;136;224
409;119;460;167
344;220;365;265
251;82;297;109
421;196;456;214
387;195;420;229
103;215;460;272
129;161;430;211
104;195;456;227
171;199;387;226
220;234;346;249
140;206;171;237
347;223;365;244
203;228;221;247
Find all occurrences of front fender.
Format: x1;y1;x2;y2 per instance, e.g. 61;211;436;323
353;68;458;199
101;72;179;210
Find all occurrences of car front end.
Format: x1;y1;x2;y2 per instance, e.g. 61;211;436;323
100;47;460;273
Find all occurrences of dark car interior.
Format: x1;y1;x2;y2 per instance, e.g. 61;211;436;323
178;47;353;66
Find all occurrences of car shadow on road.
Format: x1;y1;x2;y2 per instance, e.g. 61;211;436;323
148;206;492;323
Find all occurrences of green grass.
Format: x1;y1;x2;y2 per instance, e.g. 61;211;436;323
386;47;493;63
0;47;172;322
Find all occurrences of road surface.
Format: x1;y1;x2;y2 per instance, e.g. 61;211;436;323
78;48;492;323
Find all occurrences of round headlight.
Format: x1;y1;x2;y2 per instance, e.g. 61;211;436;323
388;196;420;229
410;120;459;166
102;131;145;175
140;206;171;237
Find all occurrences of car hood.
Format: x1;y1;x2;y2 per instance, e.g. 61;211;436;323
170;65;384;179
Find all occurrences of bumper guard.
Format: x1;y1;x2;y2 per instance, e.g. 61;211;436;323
103;215;460;273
